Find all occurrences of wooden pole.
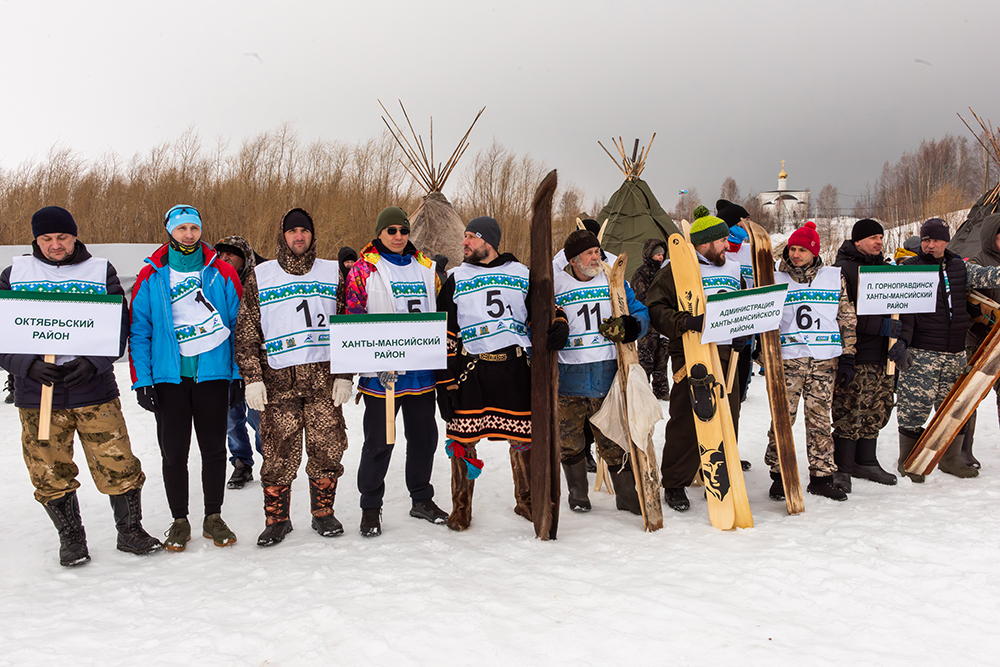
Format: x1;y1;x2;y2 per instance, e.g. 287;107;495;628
38;354;55;441
385;379;395;445
725;348;740;394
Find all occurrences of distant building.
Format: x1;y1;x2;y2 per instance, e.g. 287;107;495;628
759;161;810;228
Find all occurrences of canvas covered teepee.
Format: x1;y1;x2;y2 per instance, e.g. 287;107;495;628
950;108;1000;259
381;100;484;270
596;135;680;280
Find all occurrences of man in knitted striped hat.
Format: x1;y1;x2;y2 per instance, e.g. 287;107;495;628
765;221;857;502
644;206;749;513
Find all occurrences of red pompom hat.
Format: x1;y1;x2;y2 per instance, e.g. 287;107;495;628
787;221;820;256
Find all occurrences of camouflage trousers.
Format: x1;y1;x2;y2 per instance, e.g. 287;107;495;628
832;363;895;440
765;357;837;475
895;349;965;433
19;398;145;504
260;395;349;486
558;395;626;467
638;332;670;400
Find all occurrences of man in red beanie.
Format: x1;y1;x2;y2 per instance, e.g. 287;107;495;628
766;221;857;502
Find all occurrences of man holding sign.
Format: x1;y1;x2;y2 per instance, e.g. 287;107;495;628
646;208;748;513
235;208;353;546
345;206;448;538
830;219;899;491
0;206;160;566
894;218;1000;480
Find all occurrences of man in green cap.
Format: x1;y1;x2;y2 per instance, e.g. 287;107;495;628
344;206;448;537
645;206;748;513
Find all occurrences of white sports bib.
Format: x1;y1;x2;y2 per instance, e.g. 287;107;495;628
256;259;339;369
169;268;230;357
554;269;616;365
453;261;530;354
775;266;843;360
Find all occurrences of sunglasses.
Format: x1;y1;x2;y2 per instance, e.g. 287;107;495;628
384;226;410;236
165;205;201;224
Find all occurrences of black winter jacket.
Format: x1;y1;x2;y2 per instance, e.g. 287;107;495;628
900;248;968;353
0;241;129;409
833;240;892;365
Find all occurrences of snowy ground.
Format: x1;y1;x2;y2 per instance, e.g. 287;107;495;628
1;366;999;666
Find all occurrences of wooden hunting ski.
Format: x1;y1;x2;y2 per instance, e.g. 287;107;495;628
904;290;1000;476
667;233;753;530
746;220;805;514
603;253;664;531
529;169;560;540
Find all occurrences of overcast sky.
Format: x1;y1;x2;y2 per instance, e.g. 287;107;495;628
3;0;999;216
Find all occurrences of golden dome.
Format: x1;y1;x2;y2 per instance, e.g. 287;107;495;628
779;159;787;180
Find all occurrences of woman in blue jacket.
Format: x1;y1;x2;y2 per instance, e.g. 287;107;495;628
129;205;243;551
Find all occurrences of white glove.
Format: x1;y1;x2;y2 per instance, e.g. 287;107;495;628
246;381;268;411
332;378;353;407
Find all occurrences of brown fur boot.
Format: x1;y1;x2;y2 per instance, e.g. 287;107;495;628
257;485;293;547
309;478;344;537
510;446;532;521
446;446;476;532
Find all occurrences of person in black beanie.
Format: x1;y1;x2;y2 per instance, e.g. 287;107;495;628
830;219;898;493
0;206;161;566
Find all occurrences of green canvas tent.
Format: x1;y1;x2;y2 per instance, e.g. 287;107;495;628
949;183;1000;260
595;135;680;280
598;178;680;280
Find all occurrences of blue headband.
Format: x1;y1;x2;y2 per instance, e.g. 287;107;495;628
164;205;202;235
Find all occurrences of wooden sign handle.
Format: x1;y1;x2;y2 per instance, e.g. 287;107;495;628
38;354;55;441
385;377;395;445
725;347;740;394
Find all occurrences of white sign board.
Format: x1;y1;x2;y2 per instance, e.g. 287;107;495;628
857;265;940;315
328;313;447;374
702;284;788;345
0;291;123;356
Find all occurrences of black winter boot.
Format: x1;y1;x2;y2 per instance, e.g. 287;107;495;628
4;373;13;404
258;485;293;547
309;478;344;537
897;428;925;483
43;491;90;567
853;437;897;485
663;487;690;512
768;471;785;501
832;436;856;494
109;488;162;555
608;464;642;515
962;412;981;469
227;459;254;490
807;475;848;501
562;459;592;512
360;508;382;537
938;433;979;478
584;444;598;474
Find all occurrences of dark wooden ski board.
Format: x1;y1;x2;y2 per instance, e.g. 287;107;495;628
529;169;560;540
746;221;805;515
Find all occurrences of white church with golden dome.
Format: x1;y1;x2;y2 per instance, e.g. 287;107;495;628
758;161;810;226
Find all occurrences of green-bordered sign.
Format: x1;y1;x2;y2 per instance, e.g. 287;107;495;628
857;265;939;315
0;290;123;356
702;284;788;345
328;312;447;373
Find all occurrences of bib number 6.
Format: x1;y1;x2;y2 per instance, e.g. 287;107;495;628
795;304;821;330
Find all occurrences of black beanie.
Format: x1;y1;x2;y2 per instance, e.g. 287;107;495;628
716;199;749;228
31;206;78;238
581;218;601;236
466;216;501;251
564;230;601;261
282;208;314;234
920;218;950;242
851;218;884;243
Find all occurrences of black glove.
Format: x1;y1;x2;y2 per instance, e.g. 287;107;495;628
436;385;457;422
229;379;245;408
836;354;857;387
619;315;641;343
62;358;96;389
888;340;913;373
682;314;704;333
546;318;570;351
731;335;752;351
27;359;64;387
136;386;158;413
879;318;902;338
598;315;640;343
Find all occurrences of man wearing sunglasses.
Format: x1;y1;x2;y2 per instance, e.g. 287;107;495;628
344;207;448;537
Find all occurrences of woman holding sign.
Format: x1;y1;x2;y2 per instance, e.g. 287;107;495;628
129;205;243;551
